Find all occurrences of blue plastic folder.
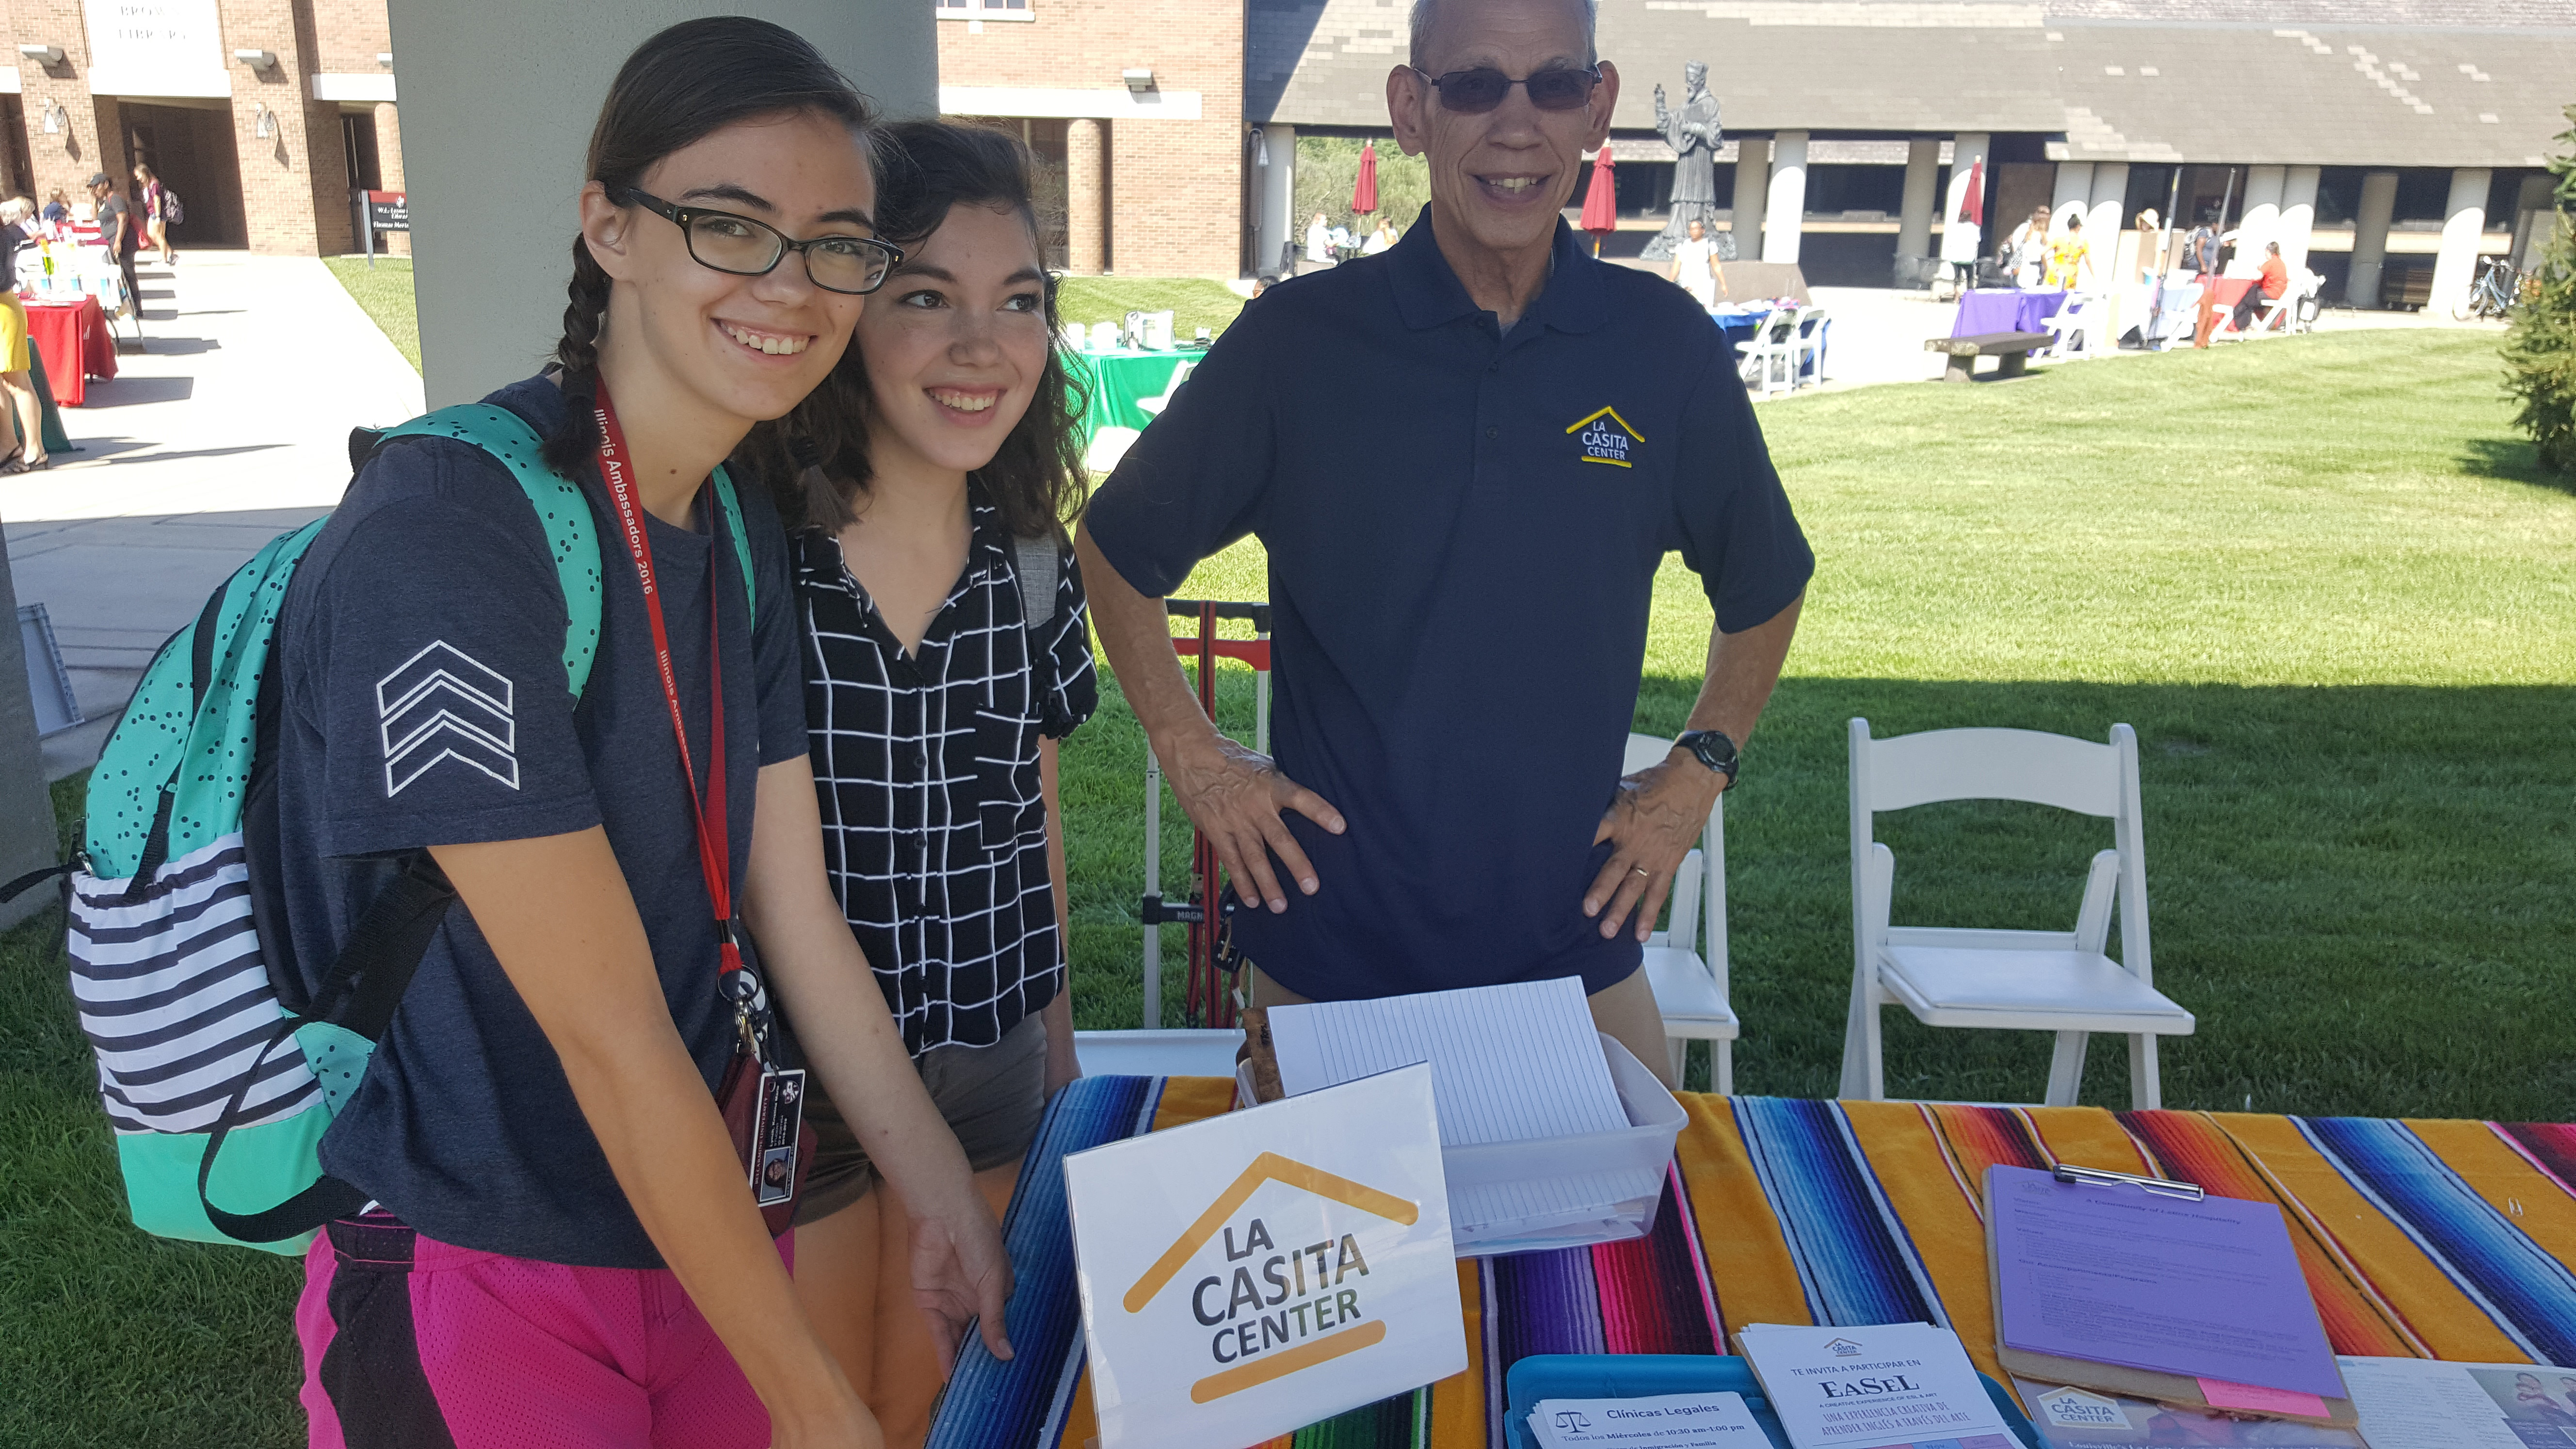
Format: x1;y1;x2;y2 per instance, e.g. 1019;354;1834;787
1503;1354;2040;1449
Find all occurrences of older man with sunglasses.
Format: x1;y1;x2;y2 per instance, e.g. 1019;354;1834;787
1078;0;1810;1085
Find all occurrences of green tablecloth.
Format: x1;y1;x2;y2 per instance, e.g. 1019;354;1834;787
1068;347;1194;446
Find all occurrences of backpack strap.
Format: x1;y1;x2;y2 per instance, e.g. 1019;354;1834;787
1014;532;1061;634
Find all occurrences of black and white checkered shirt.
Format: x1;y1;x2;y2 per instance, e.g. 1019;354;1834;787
795;492;1097;1057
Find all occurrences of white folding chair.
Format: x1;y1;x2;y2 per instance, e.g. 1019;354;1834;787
1840;719;2193;1109
1625;733;1739;1092
1135;359;1196;417
1737;307;1801;399
1789;307;1829;389
2041;292;2098;361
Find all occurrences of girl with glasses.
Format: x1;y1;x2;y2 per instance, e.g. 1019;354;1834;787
276;21;1006;1448
735;119;1096;1447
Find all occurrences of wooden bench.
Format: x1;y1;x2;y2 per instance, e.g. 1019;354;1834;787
1926;330;2056;383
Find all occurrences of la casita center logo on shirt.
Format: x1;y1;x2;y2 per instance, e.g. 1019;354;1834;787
1567;406;1643;468
1122;1151;1416;1404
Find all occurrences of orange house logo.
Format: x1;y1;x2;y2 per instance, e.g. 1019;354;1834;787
1123;1151;1418;1404
1567;406;1643;468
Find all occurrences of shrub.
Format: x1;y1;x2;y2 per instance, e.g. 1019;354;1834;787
2504;104;2576;473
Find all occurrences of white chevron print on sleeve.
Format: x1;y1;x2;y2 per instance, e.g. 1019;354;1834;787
376;640;519;796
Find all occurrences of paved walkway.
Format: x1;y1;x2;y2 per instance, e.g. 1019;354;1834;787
1;250;423;779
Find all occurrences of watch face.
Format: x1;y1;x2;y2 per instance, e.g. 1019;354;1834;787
1684;731;1738;774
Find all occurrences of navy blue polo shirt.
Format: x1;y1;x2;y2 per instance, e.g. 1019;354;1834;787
1085;212;1812;1003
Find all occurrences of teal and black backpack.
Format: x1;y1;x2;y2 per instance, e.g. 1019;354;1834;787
14;403;755;1252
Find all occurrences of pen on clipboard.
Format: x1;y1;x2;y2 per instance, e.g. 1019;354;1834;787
2051;1163;2205;1200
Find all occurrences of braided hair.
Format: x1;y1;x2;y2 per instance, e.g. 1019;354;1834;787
541;17;875;473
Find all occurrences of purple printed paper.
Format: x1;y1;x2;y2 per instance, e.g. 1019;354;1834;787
1988;1165;2343;1400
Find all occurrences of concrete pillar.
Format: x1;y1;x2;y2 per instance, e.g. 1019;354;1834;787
2427;167;2490;318
2346;170;2398;307
2277;164;2318;279
1762;130;1805;264
1896;135;1939;261
2084;161;2129;252
373;101;410;258
1255;122;1294;277
2051;161;2093;230
1729;136;1766;258
0;524;61;934
1939;132;1990;264
1067;116;1108;275
2234;164;2285;274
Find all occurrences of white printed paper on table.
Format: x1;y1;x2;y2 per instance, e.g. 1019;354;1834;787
2337;1356;2576;1449
1737;1322;2021;1449
1530;1391;1770;1447
1064;1063;1467;1449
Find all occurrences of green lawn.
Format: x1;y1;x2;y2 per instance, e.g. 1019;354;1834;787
1053;276;1246;341
322;256;420;373
8;323;2568;1442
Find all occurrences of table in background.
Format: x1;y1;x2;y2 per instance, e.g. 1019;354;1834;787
1952;287;2068;338
926;1078;2576;1449
1068;347;1196;447
24;296;114;406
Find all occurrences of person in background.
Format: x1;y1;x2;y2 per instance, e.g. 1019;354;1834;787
2004;204;2052;288
1304;210;1331;267
2188;214;2225;347
87;173;138;327
1077;0;1809;1087
134;162;173;267
1665;214;1723;309
2232;240;2289;332
2045;213;2095;292
40;189;67;226
1361;213;1396;255
0;197;47;474
735;119;1096;1448
1251;274;1275;299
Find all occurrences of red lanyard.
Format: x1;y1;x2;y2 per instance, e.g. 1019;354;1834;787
591;385;743;981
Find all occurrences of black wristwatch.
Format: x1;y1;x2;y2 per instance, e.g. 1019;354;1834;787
1675;729;1739;787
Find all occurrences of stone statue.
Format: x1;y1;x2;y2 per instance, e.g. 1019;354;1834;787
1644;61;1731;262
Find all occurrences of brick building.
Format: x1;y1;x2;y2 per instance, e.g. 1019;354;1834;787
936;0;1247;277
0;0;405;257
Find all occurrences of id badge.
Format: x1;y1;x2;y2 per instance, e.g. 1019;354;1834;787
747;1066;806;1207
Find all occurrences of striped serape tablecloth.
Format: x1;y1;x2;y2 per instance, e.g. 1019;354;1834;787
924;1077;2576;1449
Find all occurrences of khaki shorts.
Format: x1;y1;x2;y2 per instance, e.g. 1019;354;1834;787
792;1011;1048;1225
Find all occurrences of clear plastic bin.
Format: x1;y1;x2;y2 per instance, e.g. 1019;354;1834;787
1236;1031;1684;1259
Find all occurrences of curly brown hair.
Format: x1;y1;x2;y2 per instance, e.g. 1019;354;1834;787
736;119;1090;542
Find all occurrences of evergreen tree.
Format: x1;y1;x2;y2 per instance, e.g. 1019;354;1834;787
2504;104;2576;473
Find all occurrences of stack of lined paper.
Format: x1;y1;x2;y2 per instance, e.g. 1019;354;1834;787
1266;977;1661;1251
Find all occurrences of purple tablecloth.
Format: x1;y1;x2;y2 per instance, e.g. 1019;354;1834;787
1951;288;2067;338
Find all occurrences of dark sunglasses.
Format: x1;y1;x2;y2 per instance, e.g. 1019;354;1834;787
1409;64;1602;114
615;188;903;296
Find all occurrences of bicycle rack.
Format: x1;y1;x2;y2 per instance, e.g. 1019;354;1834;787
1141;598;1271;1030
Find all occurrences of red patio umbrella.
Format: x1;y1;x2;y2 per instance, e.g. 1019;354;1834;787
1578;146;1618;255
1351;141;1379;216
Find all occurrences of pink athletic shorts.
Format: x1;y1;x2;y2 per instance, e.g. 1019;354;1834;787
296;1210;793;1449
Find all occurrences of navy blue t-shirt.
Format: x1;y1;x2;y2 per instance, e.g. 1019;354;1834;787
270;375;806;1269
1085;214;1813;1003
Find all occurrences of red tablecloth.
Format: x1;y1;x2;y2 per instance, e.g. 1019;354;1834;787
25;297;115;406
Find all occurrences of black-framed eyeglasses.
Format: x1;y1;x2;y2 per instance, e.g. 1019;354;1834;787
1408;64;1602;114
616;188;903;296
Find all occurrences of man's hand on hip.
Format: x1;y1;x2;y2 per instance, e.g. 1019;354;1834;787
1166;732;1345;913
1585;754;1725;942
